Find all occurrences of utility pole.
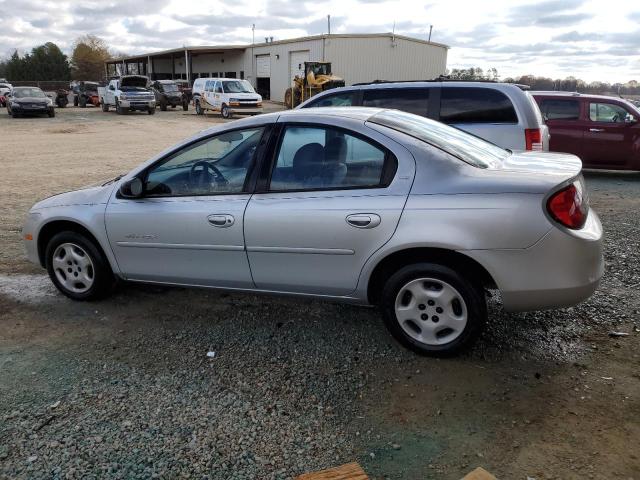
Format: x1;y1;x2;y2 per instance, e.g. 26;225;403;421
327;15;331;35
428;25;433;42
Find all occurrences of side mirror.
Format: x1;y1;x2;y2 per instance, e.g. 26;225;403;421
625;114;637;124
109;85;115;90
119;177;144;198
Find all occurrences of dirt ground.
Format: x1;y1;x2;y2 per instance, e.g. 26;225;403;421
0;106;639;480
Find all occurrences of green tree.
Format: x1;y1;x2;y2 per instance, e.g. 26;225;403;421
3;43;70;81
70;35;111;81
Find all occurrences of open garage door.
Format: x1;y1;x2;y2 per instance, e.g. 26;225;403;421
255;54;271;100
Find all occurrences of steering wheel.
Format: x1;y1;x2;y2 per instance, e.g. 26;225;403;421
189;160;228;189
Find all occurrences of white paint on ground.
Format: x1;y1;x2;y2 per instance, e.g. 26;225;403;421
0;274;58;304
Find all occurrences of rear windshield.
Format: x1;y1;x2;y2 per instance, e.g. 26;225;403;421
440;87;518;124
370;110;510;168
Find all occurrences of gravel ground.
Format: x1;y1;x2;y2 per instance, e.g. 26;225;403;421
0;108;639;479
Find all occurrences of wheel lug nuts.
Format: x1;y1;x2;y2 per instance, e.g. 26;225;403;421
418;304;426;310
436;307;443;314
432;315;439;322
427;300;435;306
421;314;428;320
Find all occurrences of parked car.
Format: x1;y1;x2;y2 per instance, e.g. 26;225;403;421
151;80;188;111
532;92;640;170
174;79;192;103
23;107;603;356
298;81;549;152
71;81;100;107
0;82;12;96
6;86;55;117
98;75;156;115
191;78;262;118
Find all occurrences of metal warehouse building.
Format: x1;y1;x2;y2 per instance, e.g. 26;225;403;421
105;33;449;102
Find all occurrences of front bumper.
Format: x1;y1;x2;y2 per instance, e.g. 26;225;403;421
11;104;51;114
464;210;604;312
120;99;155;110
23;212;42;266
229;106;263;115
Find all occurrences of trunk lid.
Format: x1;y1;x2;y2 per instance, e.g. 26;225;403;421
497;150;582;177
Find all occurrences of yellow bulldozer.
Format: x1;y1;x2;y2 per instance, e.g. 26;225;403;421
284;61;345;108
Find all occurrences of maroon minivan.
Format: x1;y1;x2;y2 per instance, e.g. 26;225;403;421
532;92;640;170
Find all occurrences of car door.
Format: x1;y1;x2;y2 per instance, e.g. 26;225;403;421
105;125;270;287
213;81;224;110
244;118;415;296
536;97;585;159
581;100;640;168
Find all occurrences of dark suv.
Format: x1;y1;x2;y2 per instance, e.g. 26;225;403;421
532;92;640;170
151;80;188;111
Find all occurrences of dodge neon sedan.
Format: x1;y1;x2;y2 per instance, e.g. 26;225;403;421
23;108;604;355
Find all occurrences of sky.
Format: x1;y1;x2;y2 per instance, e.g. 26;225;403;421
1;0;639;83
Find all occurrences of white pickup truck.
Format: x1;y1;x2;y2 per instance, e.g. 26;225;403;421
98;75;156;115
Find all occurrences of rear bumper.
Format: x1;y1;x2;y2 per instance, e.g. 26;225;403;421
464;210;604;312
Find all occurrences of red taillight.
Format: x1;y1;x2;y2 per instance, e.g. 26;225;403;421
547;181;588;229
525;128;542;151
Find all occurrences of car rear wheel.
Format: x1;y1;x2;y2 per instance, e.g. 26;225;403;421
79;96;87;108
45;231;115;301
160;100;167;111
381;263;486;356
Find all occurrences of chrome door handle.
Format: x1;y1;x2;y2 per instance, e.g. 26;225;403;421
207;214;234;227
346;214;381;229
589;128;605;132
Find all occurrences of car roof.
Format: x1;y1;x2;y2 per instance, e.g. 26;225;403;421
530;91;627;101
13;86;42;90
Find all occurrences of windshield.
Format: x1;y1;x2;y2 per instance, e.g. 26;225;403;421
14;88;46;98
309;63;330;76
162;83;179;92
222;80;255;94
370;110;510;168
83;82;99;90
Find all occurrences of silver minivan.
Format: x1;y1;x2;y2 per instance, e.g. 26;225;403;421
298;81;549;152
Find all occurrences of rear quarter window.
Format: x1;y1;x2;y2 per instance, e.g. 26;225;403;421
440;87;518;124
539;99;580;121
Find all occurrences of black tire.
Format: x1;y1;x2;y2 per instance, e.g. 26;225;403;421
195;100;203;115
79;96;87;108
160;101;167;111
148;107;155;115
11;108;18;118
48;108;55;118
221;104;231;119
171;104;176;109
380;263;487;357
74;96;79;107
116;100;124;115
45;231;115;301
182;100;188;111
101;99;109;112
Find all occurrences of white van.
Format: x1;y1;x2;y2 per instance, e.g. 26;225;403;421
192;78;262;118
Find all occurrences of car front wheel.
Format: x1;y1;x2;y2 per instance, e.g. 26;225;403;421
45;231;115;301
221;104;231;119
381;263;486;356
195;100;203;115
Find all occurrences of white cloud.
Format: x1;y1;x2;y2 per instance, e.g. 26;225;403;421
1;0;639;83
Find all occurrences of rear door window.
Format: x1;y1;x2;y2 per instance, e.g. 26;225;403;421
539;99;580;121
362;88;429;117
439;87;518;124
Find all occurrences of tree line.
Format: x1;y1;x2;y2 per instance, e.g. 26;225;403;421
0;35;114;82
446;67;640;96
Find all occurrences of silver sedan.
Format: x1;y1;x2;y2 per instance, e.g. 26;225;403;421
23;108;604;355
